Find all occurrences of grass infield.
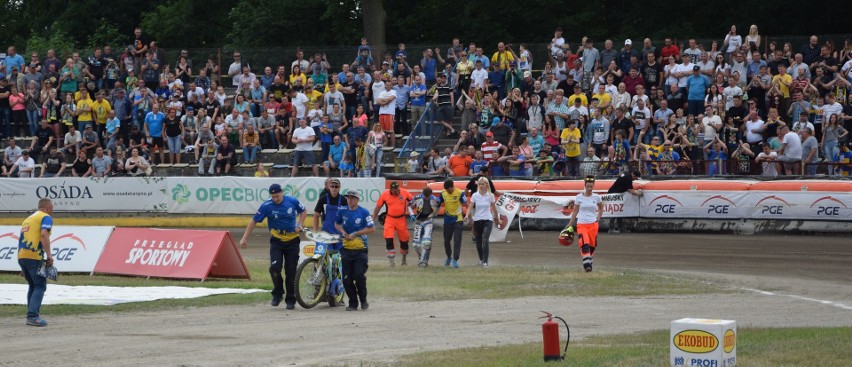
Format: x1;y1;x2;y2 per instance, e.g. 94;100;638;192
395;327;852;367
0;262;723;318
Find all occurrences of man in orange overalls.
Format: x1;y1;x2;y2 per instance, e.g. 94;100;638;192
373;181;414;266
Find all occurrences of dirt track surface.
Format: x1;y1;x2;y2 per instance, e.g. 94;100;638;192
2;230;851;366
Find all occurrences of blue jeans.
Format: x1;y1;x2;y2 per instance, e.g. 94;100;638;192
166;135;183;154
27;109;41;136
18;259;47;319
374;148;383;177
824;142;838;164
243;145;260;163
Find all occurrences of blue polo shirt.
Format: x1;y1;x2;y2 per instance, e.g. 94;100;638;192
253;196;306;242
335;206;374;251
686;74;710;101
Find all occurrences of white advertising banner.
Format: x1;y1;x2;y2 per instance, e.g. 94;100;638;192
640;191;750;219
0;226;114;273
166;177;386;214
508;192;640;219
490;193;522;242
744;191;852;221
0;177;168;212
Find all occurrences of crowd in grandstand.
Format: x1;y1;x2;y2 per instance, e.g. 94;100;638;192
2;25;851;178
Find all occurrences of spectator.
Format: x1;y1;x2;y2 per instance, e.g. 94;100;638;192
215;136;236;175
197;139;217;176
163;108;184;164
560;119;582;176
324;134;346;176
70;149;92;177
447;147;472;176
703;136;728;176
291;118;318;177
40;146;65;177
353;136;375;177
91;147;112;177
755;144;778;176
775;125;802;175
580;146;601;177
242;124;261;164
800;127;820;176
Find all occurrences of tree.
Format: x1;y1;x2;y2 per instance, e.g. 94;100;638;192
361;0;386;62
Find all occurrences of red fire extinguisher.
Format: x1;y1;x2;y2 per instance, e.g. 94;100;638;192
540;311;570;362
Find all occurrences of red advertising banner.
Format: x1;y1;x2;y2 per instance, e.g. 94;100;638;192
94;228;250;280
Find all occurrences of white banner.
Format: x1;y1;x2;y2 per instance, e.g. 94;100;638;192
0;226;114;273
0;177;168;212
166;177;386;215
490;194;522;242
0;284;264;305
640;191;751;219
508;192;640;219
744;191;852;221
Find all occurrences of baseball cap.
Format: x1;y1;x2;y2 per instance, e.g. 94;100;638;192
329;178;340;185
410;151;420;157
344;189;361;199
624;39;632;46
492;116;501;125
268;184;283;194
692;65;700;71
523;70;532;78
390;181;400;189
186;106;194;111
21;149;29;156
485;131;494;137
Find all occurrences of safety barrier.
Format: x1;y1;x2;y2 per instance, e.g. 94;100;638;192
0;177;385;214
412;178;852;234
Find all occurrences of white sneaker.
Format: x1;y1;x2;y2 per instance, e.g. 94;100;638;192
482;262;488;268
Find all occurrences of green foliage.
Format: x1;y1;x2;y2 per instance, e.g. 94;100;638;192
86;21;127;50
25;24;77;58
140;0;230;48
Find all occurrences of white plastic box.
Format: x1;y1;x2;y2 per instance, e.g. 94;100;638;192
670;318;736;367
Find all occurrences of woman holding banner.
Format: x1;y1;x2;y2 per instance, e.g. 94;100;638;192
465;177;498;268
568;175;604;272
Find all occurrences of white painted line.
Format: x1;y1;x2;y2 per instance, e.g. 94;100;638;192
741;288;852;311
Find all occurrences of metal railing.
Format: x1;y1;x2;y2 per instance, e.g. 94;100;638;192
396;102;439;167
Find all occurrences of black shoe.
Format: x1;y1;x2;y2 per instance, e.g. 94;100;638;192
285;303;295;310
361;302;369;310
346;306;358;311
271;297;282;306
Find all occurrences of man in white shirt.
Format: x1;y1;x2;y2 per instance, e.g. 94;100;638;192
291;118;318;177
744;112;765;146
701;105;723;160
723;74;744;110
774;125;802;175
822;94;843;120
227;51;249;88
378;80;397;148
7;150;35;178
755;144;778;177
471;60;488;90
673;54;695;93
289;89;309;120
631;99;652;142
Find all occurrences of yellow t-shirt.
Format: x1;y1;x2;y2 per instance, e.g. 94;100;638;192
490;51;515;70
567;94;588;107
289;74;307;86
772;74;793;98
18;210;52;260
560;127;582;157
76;98;94;122
91;99;112;125
592;93;611;107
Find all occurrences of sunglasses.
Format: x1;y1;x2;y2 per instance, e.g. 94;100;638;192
329;185;340;188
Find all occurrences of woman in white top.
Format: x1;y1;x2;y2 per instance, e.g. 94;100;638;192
746;25;761;49
464;176;498;268
568;175;603;272
723;25;742;61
